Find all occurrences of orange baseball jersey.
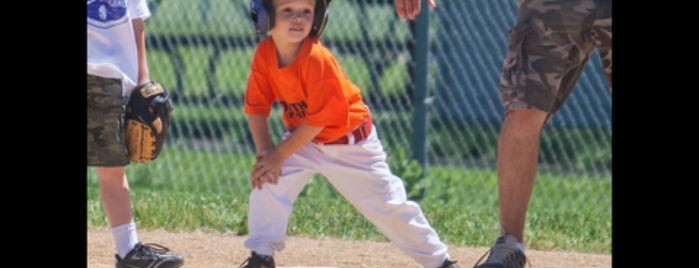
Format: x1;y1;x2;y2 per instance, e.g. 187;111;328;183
244;37;371;144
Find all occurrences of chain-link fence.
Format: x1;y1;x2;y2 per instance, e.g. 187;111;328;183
88;0;611;207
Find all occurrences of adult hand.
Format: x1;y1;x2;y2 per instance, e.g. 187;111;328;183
394;0;436;20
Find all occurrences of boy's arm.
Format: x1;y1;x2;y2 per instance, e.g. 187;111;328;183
249;113;324;156
132;18;150;85
248;114;274;152
274;123;323;159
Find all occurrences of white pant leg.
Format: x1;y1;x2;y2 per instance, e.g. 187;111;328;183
318;127;450;268
243;138;319;256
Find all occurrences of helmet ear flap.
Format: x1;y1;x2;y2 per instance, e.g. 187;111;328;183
251;0;330;37
250;0;273;35
310;0;330;37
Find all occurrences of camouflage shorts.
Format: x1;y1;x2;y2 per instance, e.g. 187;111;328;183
87;74;130;166
500;0;611;115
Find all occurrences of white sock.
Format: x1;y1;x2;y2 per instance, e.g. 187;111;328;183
515;242;525;253
112;221;139;259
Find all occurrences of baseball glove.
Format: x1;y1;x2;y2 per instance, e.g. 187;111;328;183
124;81;173;163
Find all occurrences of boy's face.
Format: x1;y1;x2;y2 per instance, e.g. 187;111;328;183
270;0;315;43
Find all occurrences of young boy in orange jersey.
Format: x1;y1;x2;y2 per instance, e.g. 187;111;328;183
239;0;459;268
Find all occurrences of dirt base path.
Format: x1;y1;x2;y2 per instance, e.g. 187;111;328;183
88;228;611;268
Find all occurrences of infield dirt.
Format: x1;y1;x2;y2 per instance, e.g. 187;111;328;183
88;228;611;268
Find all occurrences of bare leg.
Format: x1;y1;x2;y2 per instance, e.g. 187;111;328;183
497;109;547;243
97;167;133;228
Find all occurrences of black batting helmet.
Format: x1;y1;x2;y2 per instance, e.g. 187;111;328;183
249;0;331;37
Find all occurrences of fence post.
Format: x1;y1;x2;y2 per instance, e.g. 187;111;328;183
411;1;431;187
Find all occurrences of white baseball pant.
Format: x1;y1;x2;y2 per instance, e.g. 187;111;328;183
243;126;451;268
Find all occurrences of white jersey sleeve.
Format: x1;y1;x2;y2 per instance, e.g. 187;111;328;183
128;0;151;21
87;0;152;95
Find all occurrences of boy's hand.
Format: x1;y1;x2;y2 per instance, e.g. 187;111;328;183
250;149;283;190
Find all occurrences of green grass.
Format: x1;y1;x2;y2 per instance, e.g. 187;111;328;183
164;103;610;173
87;163;611;254
88;104;610;254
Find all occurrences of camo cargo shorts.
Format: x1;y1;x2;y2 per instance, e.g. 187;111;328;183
500;0;611;115
87;74;130;166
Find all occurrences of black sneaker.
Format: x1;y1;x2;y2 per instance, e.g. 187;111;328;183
473;234;528;268
439;258;460;268
115;242;184;268
239;251;276;268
